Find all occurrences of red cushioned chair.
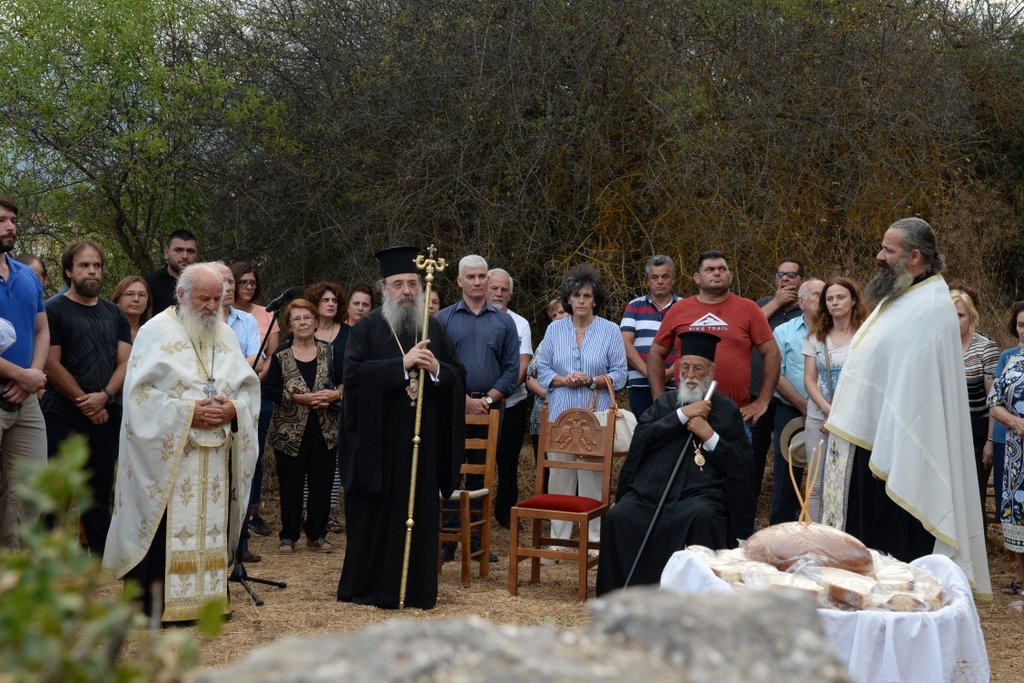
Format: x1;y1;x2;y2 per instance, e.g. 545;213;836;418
438;409;500;587
508;405;615;602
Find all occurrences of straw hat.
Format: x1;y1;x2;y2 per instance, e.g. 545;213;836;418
779;417;807;467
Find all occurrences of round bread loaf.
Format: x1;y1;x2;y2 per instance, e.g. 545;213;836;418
743;522;874;574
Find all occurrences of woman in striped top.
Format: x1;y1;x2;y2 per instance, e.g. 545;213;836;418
537;265;627;551
951;288;998;521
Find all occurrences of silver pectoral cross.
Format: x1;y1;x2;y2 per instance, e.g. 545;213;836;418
203;378;217;399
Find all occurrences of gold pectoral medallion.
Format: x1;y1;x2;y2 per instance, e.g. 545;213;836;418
406;373;418;406
693;442;706;471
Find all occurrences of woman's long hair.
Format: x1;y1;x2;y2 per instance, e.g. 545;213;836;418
810;276;867;342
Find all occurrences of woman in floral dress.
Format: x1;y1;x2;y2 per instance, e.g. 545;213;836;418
988;301;1024;595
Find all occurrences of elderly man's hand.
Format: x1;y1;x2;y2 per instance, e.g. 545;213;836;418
192;397;236;428
681;399;711;420
686;416;714;442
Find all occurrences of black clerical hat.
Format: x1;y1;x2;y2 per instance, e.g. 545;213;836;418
374;246;420;279
677;331;720;362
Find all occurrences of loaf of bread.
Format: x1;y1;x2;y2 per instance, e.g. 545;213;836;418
764;572;826;604
818;567;879;610
743;522;874;574
874;562;915;591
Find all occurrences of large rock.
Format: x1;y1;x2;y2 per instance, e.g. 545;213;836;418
192;588;852;683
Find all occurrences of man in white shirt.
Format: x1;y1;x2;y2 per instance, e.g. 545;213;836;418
486;268;533;529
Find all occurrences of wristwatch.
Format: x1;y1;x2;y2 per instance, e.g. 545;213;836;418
484;395;494;406
589;377;597;390
102;389;116;404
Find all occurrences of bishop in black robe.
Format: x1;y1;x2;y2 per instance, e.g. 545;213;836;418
596;391;752;595
337;251;466;610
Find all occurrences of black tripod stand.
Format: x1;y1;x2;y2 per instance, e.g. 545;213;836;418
229;557;287;607
229;291;296;606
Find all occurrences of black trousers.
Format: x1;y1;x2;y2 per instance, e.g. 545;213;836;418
846;445;934;562
45;407;121;554
275;419;334;542
749;396;777;506
494;399;529;526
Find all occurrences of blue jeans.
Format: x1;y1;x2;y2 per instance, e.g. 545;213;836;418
769;402;803;525
628;387;654;418
248;398;274;511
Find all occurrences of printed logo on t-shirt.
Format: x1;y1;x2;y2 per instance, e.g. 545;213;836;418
689;313;729;331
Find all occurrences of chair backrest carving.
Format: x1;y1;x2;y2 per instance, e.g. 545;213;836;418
536;406;615;504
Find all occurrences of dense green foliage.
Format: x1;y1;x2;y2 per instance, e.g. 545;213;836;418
0;436;222;683
2;0;1023;331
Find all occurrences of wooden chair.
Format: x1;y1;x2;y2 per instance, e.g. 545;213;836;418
508;405;615;602
437;409;500;587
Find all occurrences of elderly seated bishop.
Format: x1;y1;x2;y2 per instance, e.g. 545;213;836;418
597;331;753;595
103;263;261;622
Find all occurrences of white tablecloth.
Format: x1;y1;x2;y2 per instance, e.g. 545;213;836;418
660;551;989;683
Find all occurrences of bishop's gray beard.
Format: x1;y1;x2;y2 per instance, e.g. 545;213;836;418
179;300;219;344
865;258;914;308
677;376;713;406
382;292;425;340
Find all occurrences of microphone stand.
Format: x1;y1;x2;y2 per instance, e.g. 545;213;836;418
623;380;718;588
230;311;288;606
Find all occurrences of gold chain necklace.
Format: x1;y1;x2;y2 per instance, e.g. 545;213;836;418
390;325;420;406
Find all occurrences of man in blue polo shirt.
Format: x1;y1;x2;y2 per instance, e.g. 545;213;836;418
0;195;50;549
620;255;680;417
769;278;823;524
436;255;519;563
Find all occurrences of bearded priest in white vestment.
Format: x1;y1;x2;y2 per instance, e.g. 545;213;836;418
103;263;261;622
823;218;991;598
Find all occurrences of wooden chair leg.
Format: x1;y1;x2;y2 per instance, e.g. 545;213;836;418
479;493;491;579
508;511;519;595
459;493;471;588
530;519;542;583
578;518;589;602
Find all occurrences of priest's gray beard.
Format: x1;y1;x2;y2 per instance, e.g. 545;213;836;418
677;375;713;406
179;299;219;345
865;255;914;307
382;290;425;339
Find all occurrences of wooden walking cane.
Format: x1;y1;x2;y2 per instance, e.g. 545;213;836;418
398;245;446;609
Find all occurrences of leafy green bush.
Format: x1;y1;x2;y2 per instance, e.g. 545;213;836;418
0;435;221;683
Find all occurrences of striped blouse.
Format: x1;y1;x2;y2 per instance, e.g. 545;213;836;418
537;315;627;422
963;331;998;419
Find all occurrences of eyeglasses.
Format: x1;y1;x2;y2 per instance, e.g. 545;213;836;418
776;271;802;280
571;347;582;371
289;315;315;324
238;280;257;288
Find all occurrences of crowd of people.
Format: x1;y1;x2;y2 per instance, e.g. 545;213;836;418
0;190;1014;619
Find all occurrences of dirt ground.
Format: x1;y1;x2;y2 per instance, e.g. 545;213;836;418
99;450;1022;681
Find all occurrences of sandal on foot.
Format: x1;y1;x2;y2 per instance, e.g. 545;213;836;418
278;539;295;554
306;536;333;552
327;517;344;534
1001;579;1022;595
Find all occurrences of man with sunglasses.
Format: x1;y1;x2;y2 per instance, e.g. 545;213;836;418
750;259;807;513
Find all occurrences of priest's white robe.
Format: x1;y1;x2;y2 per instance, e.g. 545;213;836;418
824;275;991;597
103;308;260;621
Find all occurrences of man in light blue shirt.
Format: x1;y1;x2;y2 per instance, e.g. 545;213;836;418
212;262;260;364
769;278;823;524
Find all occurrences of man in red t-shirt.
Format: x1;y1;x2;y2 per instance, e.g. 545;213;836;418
647;251;780;426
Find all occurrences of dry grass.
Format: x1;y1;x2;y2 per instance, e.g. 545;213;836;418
94;445;1021;681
